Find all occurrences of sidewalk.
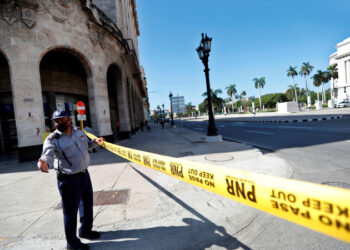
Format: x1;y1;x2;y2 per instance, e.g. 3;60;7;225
0;124;291;249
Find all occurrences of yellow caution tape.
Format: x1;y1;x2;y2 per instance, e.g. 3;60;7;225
85;130;350;243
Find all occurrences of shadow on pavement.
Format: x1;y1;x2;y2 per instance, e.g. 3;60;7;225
90;217;251;249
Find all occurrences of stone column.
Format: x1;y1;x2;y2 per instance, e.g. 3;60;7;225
117;77;132;138
9;53;45;161
89;75;112;137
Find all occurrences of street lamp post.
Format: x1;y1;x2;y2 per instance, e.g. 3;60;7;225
196;33;218;136
169;92;175;127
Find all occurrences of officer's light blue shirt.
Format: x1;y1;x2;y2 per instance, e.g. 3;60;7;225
40;126;98;174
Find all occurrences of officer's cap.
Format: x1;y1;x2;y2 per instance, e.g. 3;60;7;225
51;110;70;120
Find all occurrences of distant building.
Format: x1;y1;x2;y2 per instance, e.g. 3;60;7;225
0;0;147;161
329;37;350;104
171;96;185;114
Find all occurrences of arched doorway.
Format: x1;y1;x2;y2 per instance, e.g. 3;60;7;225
107;64;121;140
40;49;91;130
0;51;17;154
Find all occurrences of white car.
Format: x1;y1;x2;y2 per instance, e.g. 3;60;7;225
337;101;350;108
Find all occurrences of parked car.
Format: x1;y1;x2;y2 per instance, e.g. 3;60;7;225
337;101;350;108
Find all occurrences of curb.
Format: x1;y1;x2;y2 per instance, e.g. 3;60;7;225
223;137;274;152
226;115;343;124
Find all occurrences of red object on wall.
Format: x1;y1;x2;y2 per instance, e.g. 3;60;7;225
77;101;86;115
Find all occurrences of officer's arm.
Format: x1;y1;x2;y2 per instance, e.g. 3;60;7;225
87;136;105;149
38;138;56;173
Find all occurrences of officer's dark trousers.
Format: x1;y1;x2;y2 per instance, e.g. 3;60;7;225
57;170;93;248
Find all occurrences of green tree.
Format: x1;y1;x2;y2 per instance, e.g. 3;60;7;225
253;77;266;109
312;70;327;102
327;64;338;102
202;89;224;113
185;102;196;116
198;102;207;113
299;62;314;106
287;66;298;105
225;84;237;111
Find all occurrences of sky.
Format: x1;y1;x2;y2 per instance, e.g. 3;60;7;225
136;0;350;111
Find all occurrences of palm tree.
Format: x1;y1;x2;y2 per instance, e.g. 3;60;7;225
321;71;329;103
185;102;195;114
253;77;266;109
287;66;298;105
312;70;326;102
327;64;338;103
202;89;224;113
225;84;237;111
241;91;246;99
299;62;314;107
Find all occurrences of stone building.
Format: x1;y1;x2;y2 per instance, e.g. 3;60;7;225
329;37;350;104
0;0;148;161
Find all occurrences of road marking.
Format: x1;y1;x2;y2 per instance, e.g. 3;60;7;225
278;126;313;130
246;130;274;135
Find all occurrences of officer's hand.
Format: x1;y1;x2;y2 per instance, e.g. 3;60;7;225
95;137;105;146
38;159;49;173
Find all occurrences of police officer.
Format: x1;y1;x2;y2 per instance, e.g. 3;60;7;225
37;110;104;250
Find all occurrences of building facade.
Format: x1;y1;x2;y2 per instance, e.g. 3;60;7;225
0;0;147;161
329;37;350;104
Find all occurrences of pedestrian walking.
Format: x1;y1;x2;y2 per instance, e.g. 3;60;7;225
37;110;105;250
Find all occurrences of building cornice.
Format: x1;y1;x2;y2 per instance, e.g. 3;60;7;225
336;37;350;48
335;51;350;60
130;0;140;36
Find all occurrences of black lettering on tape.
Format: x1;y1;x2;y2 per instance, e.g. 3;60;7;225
128;151;133;160
270;189;296;203
170;162;184;178
204;179;215;187
133;153;141;162
199;171;214;180
235;181;246;199
280;203;288;212
312;199;321;210
303;198;349;218
226;179;257;203
271;200;278;209
188;168;198;176
143;155;151;167
324;202;333;214
189;175;203;184
319;215;332;226
337;206;349;218
271;200;311;219
336;220;350;232
288;194;296;203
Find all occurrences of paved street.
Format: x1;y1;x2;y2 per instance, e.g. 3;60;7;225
181;113;350;249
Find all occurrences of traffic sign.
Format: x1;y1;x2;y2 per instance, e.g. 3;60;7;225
77;114;86;121
77;101;86;115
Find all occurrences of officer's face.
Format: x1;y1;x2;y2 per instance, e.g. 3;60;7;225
53;117;71;132
54;117;69;125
